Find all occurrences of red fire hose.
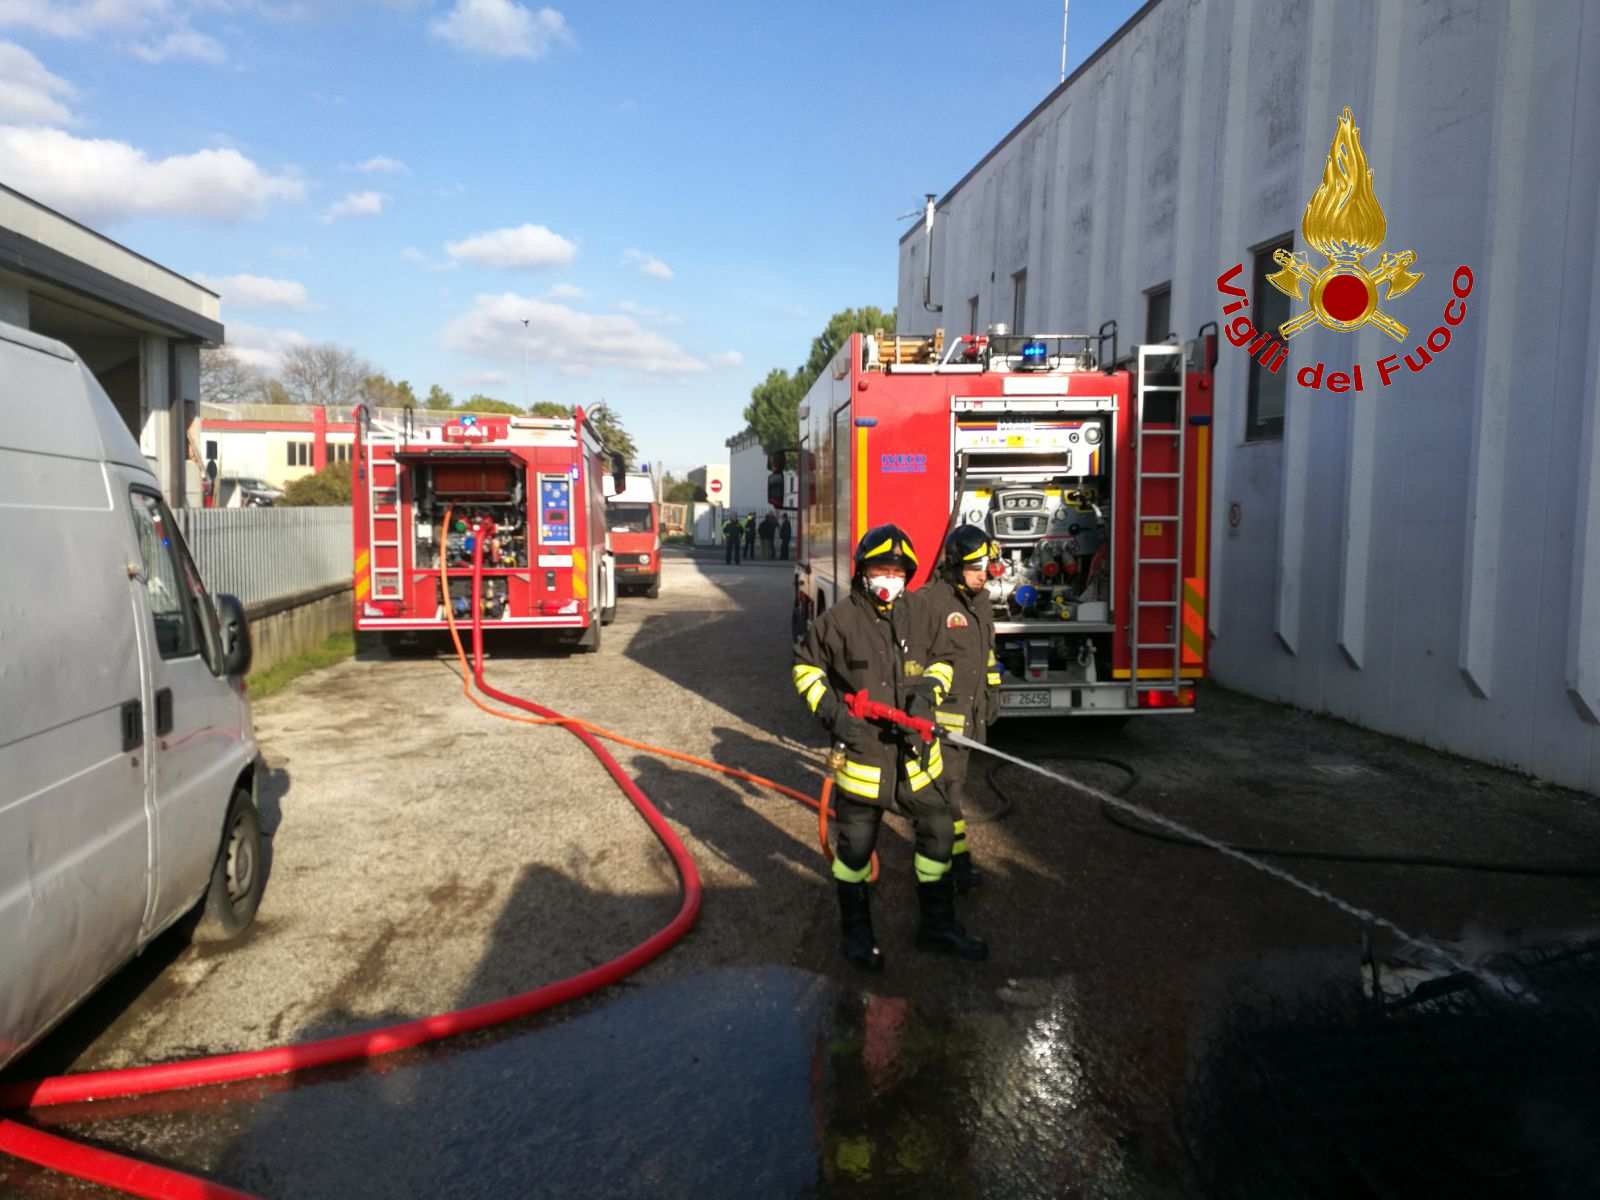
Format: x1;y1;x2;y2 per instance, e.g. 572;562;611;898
0;513;857;1198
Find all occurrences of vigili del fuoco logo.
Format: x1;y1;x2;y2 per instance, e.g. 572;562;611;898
1216;107;1475;392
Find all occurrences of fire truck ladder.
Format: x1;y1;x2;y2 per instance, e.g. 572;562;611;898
361;410;410;603
1128;344;1187;702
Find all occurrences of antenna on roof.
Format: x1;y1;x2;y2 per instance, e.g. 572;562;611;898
1060;0;1070;83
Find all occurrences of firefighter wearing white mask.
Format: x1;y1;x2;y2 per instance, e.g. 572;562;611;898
792;524;989;970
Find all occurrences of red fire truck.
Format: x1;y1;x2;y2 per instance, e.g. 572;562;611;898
603;469;662;599
353;407;623;653
791;323;1217;721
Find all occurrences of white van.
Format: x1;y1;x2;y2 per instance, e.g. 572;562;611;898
0;321;265;1072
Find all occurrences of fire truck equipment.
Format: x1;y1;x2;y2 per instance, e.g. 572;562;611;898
792;324;1218;721
352;406;620;652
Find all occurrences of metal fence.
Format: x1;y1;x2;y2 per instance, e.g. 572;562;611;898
176;506;353;609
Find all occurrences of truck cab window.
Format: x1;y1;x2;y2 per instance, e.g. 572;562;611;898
606;503;654;532
130;492;206;661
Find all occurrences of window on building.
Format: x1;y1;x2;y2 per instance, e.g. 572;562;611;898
286;441;311;467
1247;236;1292;441
1145;283;1172;344
967;295;979;336
1011;271;1027;333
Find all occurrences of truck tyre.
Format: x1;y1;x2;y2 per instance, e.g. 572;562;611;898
194;786;265;944
577;618;601;653
644;578;660;599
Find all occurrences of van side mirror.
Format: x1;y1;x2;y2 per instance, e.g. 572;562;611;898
767;471;784;508
216;594;252;677
610;451;626;495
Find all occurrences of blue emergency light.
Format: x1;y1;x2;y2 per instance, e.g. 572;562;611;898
1020;340;1049;366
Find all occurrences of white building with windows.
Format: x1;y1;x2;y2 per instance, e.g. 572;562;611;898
897;0;1600;792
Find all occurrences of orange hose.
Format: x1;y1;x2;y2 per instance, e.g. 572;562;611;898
437;509;876;881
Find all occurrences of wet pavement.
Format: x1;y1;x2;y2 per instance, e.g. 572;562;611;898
6;551;1600;1197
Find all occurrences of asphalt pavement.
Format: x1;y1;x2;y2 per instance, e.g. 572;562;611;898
6;553;1600;1198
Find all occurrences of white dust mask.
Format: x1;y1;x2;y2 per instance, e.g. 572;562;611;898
870;576;906;605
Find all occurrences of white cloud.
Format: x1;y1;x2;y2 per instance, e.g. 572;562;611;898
623;247;672;280
355;154;408;174
0;40;77;125
0;126;304;223
132;27;225;62
322;189;385;222
708;350;743;368
194;272;308;307
443;292;709;377
0;0;169;37
462;369;511;388
444;222;576;269
401;245;459;272
614;300;681;326
429;0;570;60
546;282;583;299
226;320;307;372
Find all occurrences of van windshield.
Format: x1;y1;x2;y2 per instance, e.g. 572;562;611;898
607;503;654;533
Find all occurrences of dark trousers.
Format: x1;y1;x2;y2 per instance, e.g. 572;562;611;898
724;536;740;564
833;786;955;875
780;537;790;559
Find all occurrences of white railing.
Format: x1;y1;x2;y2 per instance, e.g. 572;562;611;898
176;506;353;609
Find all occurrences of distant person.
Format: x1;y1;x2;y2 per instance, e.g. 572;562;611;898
744;512;757;558
779;513;792;560
760;511;778;559
722;513;742;565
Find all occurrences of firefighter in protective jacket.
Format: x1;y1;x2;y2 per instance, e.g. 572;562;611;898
792;524;989;971
914;524;1005;893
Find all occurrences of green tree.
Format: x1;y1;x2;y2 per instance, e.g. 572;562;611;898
742;369;805;460
460;394;524;414
515;400;637;464
586;403;637;467
423;384;455;411
743;305;896;456
281;461;353;506
360;374;417;408
259;378;294;406
663;477;702;503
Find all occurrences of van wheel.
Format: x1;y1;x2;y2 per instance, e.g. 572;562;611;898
577;619;601;653
194;787;265;944
644;579;660;599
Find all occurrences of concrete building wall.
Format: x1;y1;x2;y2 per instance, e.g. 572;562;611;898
897;0;1600;793
2;183;221;507
726;430;769;516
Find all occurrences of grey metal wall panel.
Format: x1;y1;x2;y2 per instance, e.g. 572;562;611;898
897;0;1600;792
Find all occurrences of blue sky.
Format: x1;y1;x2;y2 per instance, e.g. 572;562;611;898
0;0;1140;474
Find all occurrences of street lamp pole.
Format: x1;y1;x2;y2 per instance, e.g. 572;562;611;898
1060;0;1069;83
521;319;530;409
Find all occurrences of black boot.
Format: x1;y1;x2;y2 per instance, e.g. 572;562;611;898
837;881;884;972
951;850;983;894
915;875;989;961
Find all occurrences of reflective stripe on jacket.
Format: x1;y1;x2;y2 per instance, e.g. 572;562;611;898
792;587;953;808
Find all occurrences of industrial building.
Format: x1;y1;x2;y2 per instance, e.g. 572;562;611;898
896;0;1599;792
1;183;223;504
724;427;769;515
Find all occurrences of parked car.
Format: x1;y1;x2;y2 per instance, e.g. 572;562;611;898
220;476;284;507
0;320;266;1072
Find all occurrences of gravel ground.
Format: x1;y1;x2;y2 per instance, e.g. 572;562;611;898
6;548;1600;1198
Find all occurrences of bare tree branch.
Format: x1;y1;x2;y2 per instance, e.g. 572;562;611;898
279;342;372;407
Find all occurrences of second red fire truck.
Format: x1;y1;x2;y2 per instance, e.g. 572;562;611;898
353;406;623;654
791;323;1217;722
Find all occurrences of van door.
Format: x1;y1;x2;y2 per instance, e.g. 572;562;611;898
0;452;151;1066
125;487;241;938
